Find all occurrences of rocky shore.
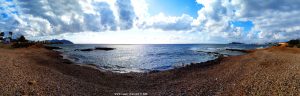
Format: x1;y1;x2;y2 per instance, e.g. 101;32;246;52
0;45;300;95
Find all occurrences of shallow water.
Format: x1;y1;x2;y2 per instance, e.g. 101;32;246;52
51;44;268;73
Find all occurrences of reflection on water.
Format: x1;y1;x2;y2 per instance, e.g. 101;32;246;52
51;44;268;73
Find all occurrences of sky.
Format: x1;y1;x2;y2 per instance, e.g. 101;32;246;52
0;0;300;44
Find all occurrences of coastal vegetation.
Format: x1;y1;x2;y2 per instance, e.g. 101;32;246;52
287;39;300;48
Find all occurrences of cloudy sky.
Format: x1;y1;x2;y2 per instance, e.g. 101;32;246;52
0;0;300;44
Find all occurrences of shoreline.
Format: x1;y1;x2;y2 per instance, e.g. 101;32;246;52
0;45;300;95
54;46;254;73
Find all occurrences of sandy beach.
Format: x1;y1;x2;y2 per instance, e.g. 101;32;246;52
0;45;300;95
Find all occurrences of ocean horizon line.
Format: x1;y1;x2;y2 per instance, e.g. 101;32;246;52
62;43;259;45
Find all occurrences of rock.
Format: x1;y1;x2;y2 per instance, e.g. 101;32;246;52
28;90;39;95
28;80;37;85
225;49;249;53
15;90;26;96
94;47;115;51
74;47;115;51
229;42;244;44
62;59;72;64
44;46;62;50
74;48;94;51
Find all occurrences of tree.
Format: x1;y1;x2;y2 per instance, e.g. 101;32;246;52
9;32;12;36
287;39;300;48
0;32;4;36
17;35;27;42
0;32;4;40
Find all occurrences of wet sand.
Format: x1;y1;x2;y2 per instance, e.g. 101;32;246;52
0;45;300;95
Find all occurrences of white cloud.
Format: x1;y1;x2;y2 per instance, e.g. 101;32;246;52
138;13;194;31
1;0;300;43
1;0;138;36
194;0;300;43
33;28;198;44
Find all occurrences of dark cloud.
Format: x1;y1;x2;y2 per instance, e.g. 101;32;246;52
85;2;117;31
115;0;136;30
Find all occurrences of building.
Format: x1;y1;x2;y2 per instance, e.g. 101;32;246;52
0;31;13;44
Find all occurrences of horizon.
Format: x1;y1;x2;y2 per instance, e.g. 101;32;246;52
1;0;300;44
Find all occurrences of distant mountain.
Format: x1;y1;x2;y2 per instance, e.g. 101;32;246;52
49;39;73;44
229;42;244;44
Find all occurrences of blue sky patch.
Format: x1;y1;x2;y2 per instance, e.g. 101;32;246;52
146;0;203;18
230;21;254;32
1;13;9;18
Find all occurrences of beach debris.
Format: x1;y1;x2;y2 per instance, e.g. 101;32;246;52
28;80;37;85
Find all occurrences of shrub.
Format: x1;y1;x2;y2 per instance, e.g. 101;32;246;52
287;39;300;48
11;42;35;48
16;35;28;42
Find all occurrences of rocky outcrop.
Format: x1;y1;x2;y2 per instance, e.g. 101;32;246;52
74;48;94;51
94;47;115;51
75;47;116;51
44;46;62;50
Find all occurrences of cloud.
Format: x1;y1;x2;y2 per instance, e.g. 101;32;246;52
115;0;136;30
1;0;300;43
84;2;117;31
0;0;139;37
194;0;300;43
226;0;300;42
138;13;194;31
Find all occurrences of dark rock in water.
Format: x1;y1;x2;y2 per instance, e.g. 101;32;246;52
44;46;62;50
197;51;221;56
225;49;249;53
74;47;115;51
62;59;72;64
94;47;115;51
74;48;94;51
229;42;244;44
114;65;126;68
149;70;161;73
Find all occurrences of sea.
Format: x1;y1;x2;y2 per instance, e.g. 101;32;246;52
50;44;268;73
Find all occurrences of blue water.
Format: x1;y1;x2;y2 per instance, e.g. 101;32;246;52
50;44;268;73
